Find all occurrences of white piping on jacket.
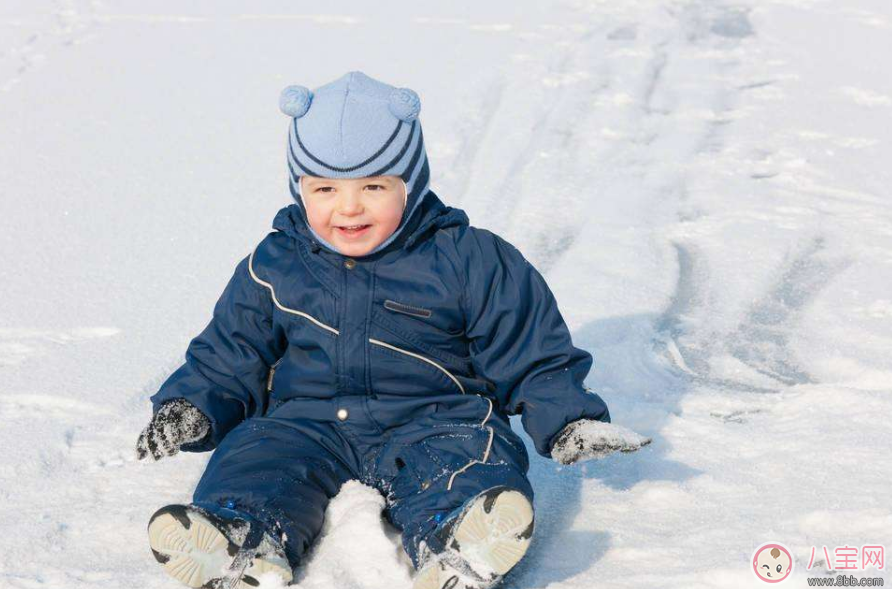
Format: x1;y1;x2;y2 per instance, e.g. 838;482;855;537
447;397;495;491
368;338;466;395
248;250;340;336
248;248;466;396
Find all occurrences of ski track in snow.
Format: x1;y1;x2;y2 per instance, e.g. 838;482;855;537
2;0;891;588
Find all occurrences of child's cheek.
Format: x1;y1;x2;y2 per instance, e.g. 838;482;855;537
305;205;331;236
380;199;405;233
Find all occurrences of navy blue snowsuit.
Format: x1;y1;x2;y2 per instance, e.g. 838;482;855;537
150;191;611;570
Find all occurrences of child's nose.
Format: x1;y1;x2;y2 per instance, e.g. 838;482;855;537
337;191;364;215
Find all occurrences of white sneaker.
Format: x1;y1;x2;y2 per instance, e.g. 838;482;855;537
147;504;293;588
413;488;534;589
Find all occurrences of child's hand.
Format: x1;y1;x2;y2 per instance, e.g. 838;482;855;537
551;419;652;465
136;399;211;461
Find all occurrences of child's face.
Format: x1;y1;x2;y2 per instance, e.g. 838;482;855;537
301;175;406;257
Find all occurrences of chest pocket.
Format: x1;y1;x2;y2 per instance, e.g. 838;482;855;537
383;299;432;319
373;300;469;370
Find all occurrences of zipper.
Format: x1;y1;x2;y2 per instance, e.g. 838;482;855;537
267;357;284;393
383;299;432;319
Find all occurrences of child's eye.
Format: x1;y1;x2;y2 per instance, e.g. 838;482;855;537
364;184;385;191
315;186;335;193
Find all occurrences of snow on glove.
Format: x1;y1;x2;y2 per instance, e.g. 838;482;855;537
136;398;211;461
551;419;652;465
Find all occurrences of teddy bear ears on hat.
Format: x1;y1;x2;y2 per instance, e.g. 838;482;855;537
278;84;421;122
279;85;313;118
387;87;421;122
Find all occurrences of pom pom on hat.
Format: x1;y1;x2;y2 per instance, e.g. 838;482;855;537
388;87;421;122
279;85;313;118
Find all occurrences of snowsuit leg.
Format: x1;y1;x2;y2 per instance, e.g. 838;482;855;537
374;398;534;567
190;416;355;570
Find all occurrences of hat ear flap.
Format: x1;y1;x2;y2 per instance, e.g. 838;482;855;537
279;85;313;118
388;87;421;122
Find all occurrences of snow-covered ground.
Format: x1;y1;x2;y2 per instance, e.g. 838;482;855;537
2;1;891;587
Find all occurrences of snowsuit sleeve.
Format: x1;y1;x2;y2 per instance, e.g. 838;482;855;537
456;228;611;458
150;252;287;452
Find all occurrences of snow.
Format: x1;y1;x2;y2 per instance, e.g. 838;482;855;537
1;0;891;587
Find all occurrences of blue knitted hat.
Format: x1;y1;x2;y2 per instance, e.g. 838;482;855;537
279;71;431;255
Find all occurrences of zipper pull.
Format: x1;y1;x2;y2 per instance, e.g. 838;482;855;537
267;358;283;392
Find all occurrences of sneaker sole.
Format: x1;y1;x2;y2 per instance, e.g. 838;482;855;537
147;505;293;588
414;489;534;589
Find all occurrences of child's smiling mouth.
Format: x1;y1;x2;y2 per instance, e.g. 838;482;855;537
335;224;371;237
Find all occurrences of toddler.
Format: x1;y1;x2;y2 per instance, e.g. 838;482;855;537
136;71;651;589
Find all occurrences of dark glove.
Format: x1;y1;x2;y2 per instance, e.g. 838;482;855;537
136;398;211;461
551;418;652;465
